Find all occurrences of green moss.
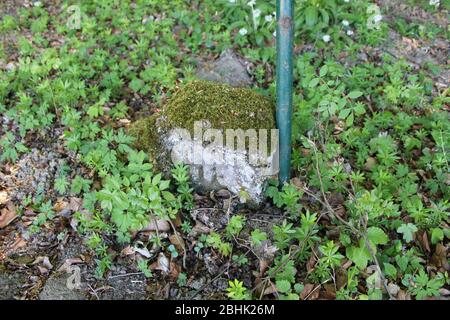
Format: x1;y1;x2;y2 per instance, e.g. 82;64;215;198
129;80;276;159
162;80;275;132
128;114;160;157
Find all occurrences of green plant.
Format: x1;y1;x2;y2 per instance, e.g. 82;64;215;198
267;181;303;215
232;254;249;266
137;259;153;278
206;232;232;257
402;270;446;300
226;215;246;239
226;279;250;300
96;150;177;243
177;272;188;287
171;164;194;210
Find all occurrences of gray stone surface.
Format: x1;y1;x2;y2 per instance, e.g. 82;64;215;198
39;273;86;300
0;271;27;300
166;130;278;204
196;49;253;87
98;274;147;300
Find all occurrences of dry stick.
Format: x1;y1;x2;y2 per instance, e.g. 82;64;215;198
167;218;187;270
307;139;395;300
108;272;144;279
87;283;101;300
305;279;330;300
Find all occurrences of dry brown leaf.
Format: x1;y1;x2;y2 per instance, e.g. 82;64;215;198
121;246;135;256
134;246;151;258
171;214;182;228
53;199;68;212
322;283;336;299
67;197;83;211
342;259;353;269
431;243;449;271
397;289;411;300
190;221;211;236
419;230;431;252
263;282;278;296
33;256;54;270
169;233;185;252
300;283;317;300
0;191;9;205
169;261;180;280
306;254;317;273
142;219;170;232
336;267;347;290
0;201;17;228
258;259;269;277
57;258;84;272
9;237;27;252
439;288;450;296
150;253;170;274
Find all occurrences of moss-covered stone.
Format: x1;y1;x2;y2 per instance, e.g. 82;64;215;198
129;80;278;203
129;80;276;160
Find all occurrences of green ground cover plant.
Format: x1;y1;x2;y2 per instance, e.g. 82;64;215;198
0;0;448;300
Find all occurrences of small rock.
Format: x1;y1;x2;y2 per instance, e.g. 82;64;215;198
189;278;206;290
196;49;253;87
5;62;16;72
387;283;400;297
39;273;85;300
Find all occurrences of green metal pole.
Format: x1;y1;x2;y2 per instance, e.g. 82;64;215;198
276;0;294;185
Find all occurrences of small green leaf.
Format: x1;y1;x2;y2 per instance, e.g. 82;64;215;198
129;78;144;92
309;78;320;88
346;242;371;270
294;283;304;294
276;279;291;294
383;262;397;279
348;91;363;99
397;223;418;243
304;6;318;27
367;227;389;245
431;228;444;244
338;108;351;119
345;112;354;126
319;65;328;77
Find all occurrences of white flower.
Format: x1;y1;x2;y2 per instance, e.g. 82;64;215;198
33;1;42;6
346;29;354;36
273;30;277;37
239;28;248;36
322;34;331;42
265;15;273;22
253;8;261;18
344;0;350;2
342;20;349;27
229;0;236;3
429;0;440;6
373;14;383;23
247;0;256;7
